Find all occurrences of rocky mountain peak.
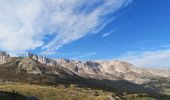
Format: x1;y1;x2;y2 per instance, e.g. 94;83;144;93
27;52;57;66
55;58;71;64
0;51;10;64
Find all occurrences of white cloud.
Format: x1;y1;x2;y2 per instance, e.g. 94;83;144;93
0;0;132;53
117;49;170;69
102;29;116;38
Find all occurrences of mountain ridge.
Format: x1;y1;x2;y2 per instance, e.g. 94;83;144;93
0;51;169;85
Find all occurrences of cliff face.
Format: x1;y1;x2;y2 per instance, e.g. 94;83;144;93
27;52;57;66
16;52;78;79
0;51;10;64
17;57;42;74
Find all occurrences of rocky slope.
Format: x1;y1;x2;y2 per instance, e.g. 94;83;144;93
55;58;170;84
0;51;169;84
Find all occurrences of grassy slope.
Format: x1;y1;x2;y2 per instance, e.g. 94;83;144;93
0;83;158;100
0;83;113;100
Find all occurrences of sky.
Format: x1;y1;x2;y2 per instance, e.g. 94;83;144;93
0;0;170;69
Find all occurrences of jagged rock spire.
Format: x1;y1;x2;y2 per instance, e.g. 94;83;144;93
27;52;33;58
0;51;10;64
27;52;57;66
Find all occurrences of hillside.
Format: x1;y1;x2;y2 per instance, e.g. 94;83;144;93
0;83;159;100
0;51;170;100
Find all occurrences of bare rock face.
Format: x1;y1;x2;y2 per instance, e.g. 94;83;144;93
17;58;42;74
27;52;57;66
147;69;170;77
56;59;102;75
56;59;170;84
0;51;10;64
24;53;77;77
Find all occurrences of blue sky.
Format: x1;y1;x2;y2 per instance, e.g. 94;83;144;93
0;0;170;68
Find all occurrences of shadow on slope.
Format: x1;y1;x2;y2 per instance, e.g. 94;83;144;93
0;91;28;100
74;78;170;100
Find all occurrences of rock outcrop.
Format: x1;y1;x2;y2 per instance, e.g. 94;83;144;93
17;58;42;74
0;51;10;64
27;52;57;66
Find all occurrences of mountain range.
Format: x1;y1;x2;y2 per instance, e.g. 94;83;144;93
0;51;170;99
1;51;169;83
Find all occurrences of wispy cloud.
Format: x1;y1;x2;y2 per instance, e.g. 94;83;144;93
0;0;132;53
40;50;81;57
102;29;116;38
117;49;170;69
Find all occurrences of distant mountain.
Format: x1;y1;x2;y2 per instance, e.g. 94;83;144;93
56;58;170;84
0;51;170;84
